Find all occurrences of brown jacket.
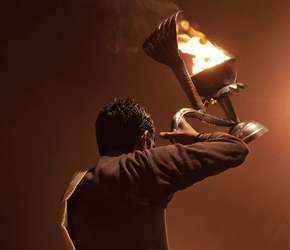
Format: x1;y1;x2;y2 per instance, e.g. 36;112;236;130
61;132;249;250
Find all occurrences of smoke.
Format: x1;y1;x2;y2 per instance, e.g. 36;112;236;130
100;0;180;54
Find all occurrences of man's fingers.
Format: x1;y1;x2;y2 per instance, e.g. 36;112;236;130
159;132;176;139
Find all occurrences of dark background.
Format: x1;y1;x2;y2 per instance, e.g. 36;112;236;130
1;0;290;249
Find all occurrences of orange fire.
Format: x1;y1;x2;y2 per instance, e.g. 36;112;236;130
177;20;231;75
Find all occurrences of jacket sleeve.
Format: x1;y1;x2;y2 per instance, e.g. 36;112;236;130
144;132;249;195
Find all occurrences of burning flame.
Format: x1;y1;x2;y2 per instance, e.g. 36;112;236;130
177;20;231;75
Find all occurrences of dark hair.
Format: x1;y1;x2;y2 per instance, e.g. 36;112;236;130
95;98;155;155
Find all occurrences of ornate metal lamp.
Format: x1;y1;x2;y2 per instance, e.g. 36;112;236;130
143;11;267;143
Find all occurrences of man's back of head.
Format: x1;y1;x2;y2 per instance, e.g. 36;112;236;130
95;98;155;156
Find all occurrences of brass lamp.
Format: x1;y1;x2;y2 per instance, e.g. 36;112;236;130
143;11;268;143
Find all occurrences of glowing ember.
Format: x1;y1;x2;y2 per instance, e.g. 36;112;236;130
177;20;231;75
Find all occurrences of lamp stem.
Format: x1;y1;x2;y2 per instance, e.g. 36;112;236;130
171;58;205;111
217;94;240;123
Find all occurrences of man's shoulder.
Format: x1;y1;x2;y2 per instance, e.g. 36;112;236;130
61;171;88;202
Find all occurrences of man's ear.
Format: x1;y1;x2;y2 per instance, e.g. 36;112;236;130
136;130;150;151
144;130;150;149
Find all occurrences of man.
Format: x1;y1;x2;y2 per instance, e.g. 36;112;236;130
61;98;249;250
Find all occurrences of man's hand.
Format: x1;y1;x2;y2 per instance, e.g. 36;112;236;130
159;118;200;145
